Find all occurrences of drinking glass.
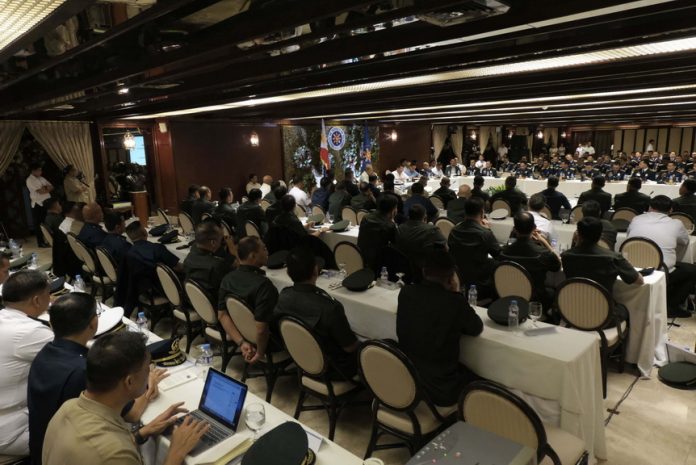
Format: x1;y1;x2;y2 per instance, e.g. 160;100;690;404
529;302;543;327
338;263;347;279
245;403;266;440
559;210;570;224
395;272;406;288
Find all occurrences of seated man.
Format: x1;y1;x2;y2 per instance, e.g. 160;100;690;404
58;202;82;236
444;157;462;177
447;185;472;224
274;247;359;378
562;217;643;322
43;197;63;236
77;202;106;249
358;195;399;274
527;193;557;243
501;212;560;309
191;186;215;225
246;173;261;194
578;176;612;215
672;178;696;222
432;177;457;209
237;188;267;237
27;293;166;465
378;176;405;224
218;237;278;364
490;176;528;214
448;197;501;298
576;200;617;249
180;184;199;217
265;184;288;225
327;181;351;221
470;176;489;208
289;178;310;210
260;175;273;198
627;195;696;317
311;177;332;212
214;187;237;233
541;176;571;219
343;169;360;196
184;222;235;300
350;182;377;211
42;332;207;465
396;204;447;277
0;271;53;456
613;177;650;213
101;211;131;265
396;249;483;406
403;182;438;222
263;180;281;204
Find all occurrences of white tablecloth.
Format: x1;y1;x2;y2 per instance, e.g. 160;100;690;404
265;268;607;461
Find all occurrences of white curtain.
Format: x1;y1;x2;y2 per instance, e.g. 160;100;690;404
27;121;96;201
450;126;464;161
0;121;26;176
432;125;449;162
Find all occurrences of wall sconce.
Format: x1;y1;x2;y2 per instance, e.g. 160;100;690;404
536;129;544;139
123;131;136;150
560;131;567;138
470;130;477;140
390;129;398;142
508;130;514;139
250;131;259;147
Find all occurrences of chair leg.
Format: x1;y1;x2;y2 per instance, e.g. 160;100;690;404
600;346;608;399
294;390;306;419
184;323;194;353
364;422;380;459
241;362;250;382
264;368;277;403
220;342;231;372
327;403;338;441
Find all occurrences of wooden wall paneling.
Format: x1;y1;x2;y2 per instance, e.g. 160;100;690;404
613;130;623;153
635;129;645;155
624;130;637;153
379;124;431;173
645;128;658;153
681;128;693;155
668;128;682;154
151;119;179;213
657;128;669;153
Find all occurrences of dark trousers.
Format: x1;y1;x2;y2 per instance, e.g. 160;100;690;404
32;203;47;245
668;262;696;311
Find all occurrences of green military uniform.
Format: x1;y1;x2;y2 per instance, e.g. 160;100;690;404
349;193;375;211
448;219;501;297
357;211;399;274
672;193;696;227
447;197;467;224
184;245;235;301
328;190;351;221
237;202;267;238
218;265;278;320
432;186;457;208
274;283;357;378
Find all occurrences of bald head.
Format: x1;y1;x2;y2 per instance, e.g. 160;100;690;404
262;175;272;184
82;203;103;224
457;185;472;198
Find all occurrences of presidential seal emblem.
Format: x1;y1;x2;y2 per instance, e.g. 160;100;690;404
327;126;346;151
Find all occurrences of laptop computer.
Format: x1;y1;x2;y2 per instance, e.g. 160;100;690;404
175;368;248;457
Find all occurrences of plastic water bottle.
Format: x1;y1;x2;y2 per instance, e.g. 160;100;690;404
73;274;86;293
196;343;213;379
136;312;149;333
28;253;38;270
8;239;20;258
508;300;520;332
380;266;389;285
551;239;559;253
468;285;478;307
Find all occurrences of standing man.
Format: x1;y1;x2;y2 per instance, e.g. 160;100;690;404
62;165;89;204
26;163;54;248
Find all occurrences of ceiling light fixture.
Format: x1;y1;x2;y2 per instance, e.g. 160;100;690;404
470;130;477;140
127;36;696;120
561;131;567;138
123;131;136;150
250;131;259;147
0;0;68;53
537;130;544;139
390;129;398;142
118;87;130;95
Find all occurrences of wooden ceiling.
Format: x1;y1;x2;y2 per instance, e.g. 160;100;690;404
2;0;696;125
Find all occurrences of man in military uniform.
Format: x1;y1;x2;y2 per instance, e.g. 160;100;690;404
490;176;528;214
101;211;131;266
613;177;651;214
557;160;577;180
606;162;626;181
479;161;498;177
431;177;457;209
77;202;107;250
540;176;572;220
274;247;359;378
447;185;472;224
514;161;533;179
358;195;399;274
191;186;215;225
579;161;597;180
217;236;278;364
659;161;684;184
184;222;235;301
237;188;267;238
672;179;696;223
539;160;556;179
578;176;612;216
632;160;655;181
396;204;447;279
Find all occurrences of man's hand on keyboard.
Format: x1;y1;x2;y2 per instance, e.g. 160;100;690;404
140;401;189;439
167;416;210;464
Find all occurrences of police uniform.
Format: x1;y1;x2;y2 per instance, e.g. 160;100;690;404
558;168;577;180
76;222;107;250
443;165;462;177
632;168;655;181
102;233;131;266
606;170;626;182
514;167;534;178
540;167;556;178
184;245;235;300
448;219;501;297
479;167;497;177
274;283;357;378
660;170;683;184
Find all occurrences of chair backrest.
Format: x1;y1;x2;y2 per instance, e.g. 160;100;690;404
156;263;184;307
245;221;261;238
619;237;663;268
670;212;695;233
95;247;118;281
311;205;325;218
356;209;369;225
333;241;364;275
569;205;584;224
157;208;170;225
358;341;419;411
178;212;195;235
611;207;637;223
226;296;258;344
40;224;53;247
220;220;232;238
429;195;444;210
342;206;358;226
494;261;533;300
555;278;612;330
491;199;511;217
260;199;271;211
597;239;611;250
294;204;307;218
459;380;547;463
279;317;327;376
66;233;83;261
201;212;212;221
70;220;84;236
540;205;552;220
184;280;218;324
434;217;456;239
241;196;249;204
73;236;99;274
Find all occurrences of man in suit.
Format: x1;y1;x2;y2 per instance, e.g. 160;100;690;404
672;179;696;223
431;177;457;209
490;176;528;214
76;203;107;250
578;176;612;216
613;177;650;214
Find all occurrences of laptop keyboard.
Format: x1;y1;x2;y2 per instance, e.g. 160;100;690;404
177;411;231;446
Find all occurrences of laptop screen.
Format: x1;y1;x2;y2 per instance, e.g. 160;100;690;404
199;369;248;429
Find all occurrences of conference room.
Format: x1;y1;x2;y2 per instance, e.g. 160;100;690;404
2;1;696;465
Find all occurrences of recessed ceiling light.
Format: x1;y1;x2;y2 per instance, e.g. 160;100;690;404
118;88;130;95
0;0;68;53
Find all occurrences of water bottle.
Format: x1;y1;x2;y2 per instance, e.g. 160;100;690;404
380;266;389;285
196;343;214;379
508;300;520;332
468;285;478;307
551;239;559;253
73;274;86;293
28;252;38;270
136;312;149;333
9;239;20;258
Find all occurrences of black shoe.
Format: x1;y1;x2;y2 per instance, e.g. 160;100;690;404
668;308;692;319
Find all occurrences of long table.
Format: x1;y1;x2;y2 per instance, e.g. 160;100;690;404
264;268;607;462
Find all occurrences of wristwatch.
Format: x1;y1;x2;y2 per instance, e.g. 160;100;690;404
131;422;148;445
